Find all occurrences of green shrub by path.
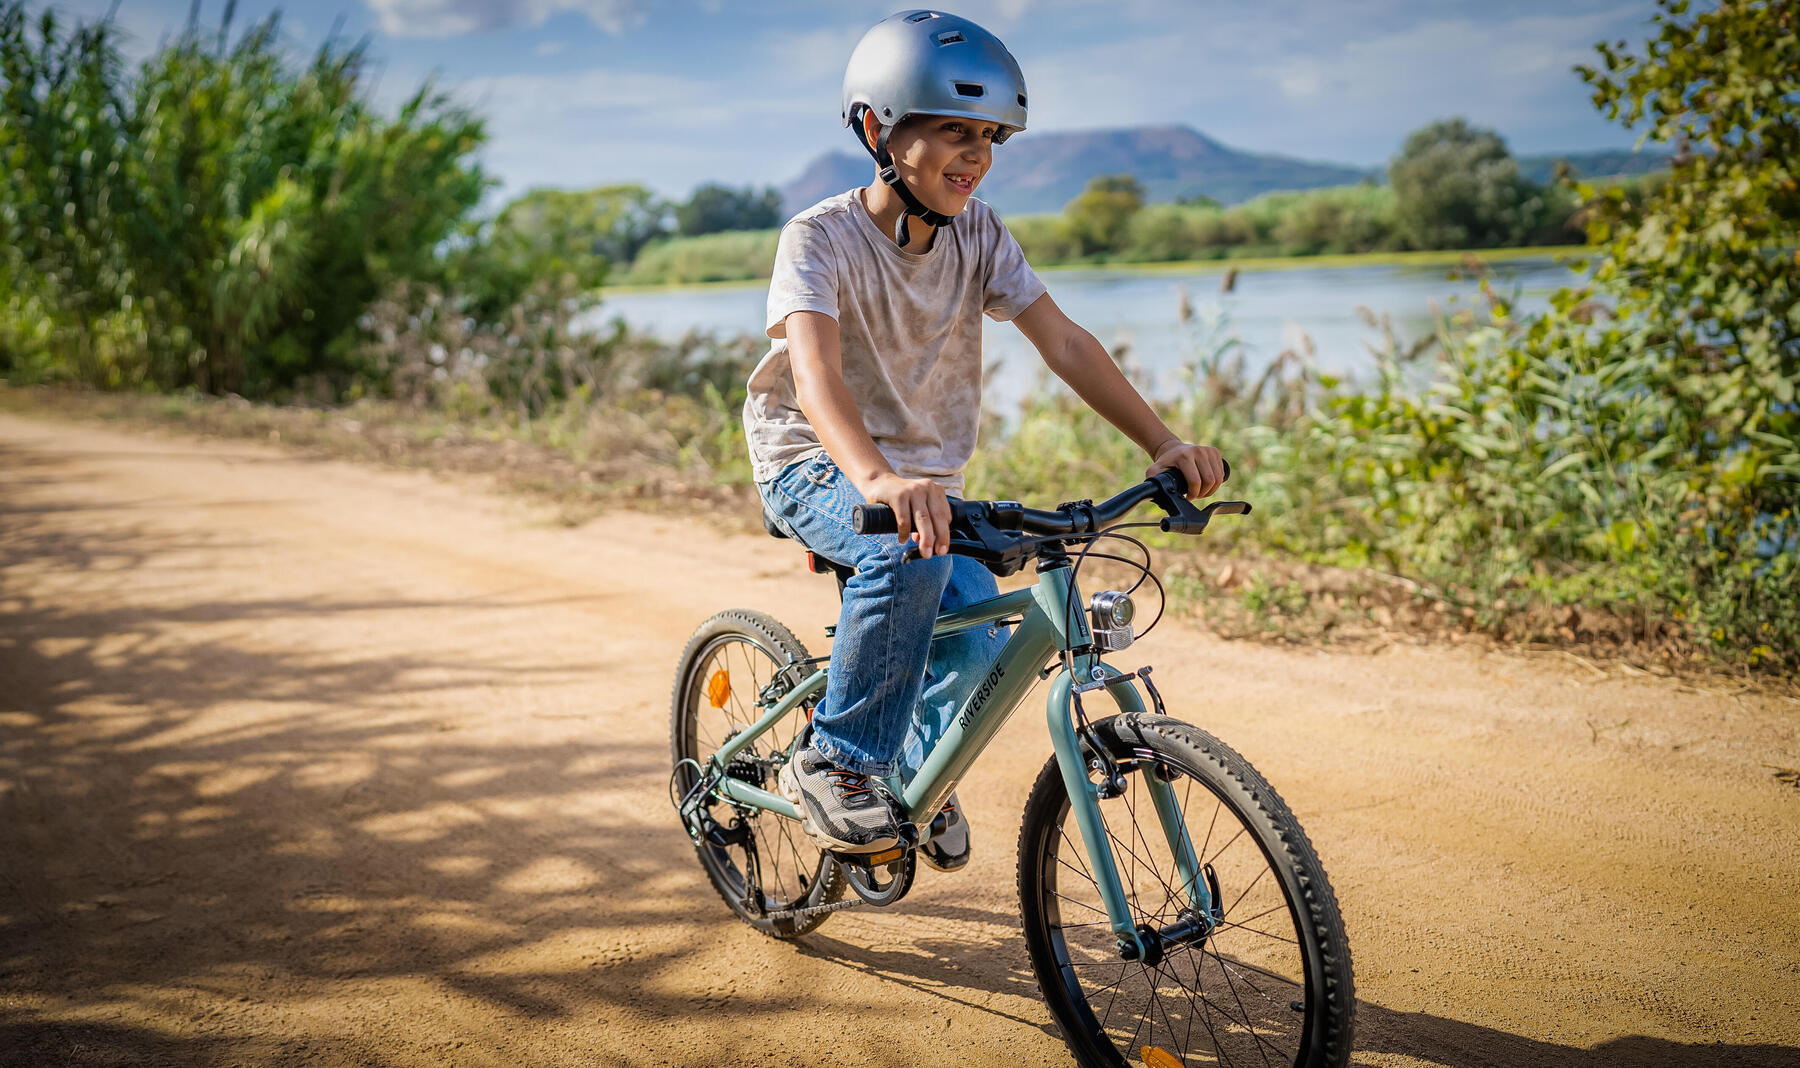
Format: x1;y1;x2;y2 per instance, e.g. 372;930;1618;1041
0;4;488;397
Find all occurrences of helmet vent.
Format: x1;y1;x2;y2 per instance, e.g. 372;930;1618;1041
1017;93;1028;107
935;30;965;45
953;81;985;98
905;11;938;22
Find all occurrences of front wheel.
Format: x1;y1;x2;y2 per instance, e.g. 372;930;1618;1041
1017;713;1354;1067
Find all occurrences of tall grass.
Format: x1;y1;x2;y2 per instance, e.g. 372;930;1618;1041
0;3;486;397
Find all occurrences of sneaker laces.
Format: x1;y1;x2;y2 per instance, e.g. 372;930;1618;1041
825;769;880;803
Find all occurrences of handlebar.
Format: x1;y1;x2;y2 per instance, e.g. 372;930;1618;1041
850;462;1250;576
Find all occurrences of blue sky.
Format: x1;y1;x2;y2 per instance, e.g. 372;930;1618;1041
48;1;1659;207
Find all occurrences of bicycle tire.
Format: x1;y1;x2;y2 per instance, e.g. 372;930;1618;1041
1017;713;1354;1067
670;609;844;938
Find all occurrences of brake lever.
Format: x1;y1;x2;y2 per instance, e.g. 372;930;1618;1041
900;537;982;564
1148;469;1253;534
1160;499;1253;534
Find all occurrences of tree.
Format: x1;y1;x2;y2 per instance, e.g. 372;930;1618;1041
497;184;667;269
675;183;782;236
1387;118;1538;249
1064;174;1144;256
1566;0;1799;667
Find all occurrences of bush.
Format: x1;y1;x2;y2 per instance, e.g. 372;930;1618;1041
1005;213;1082;264
1118;204;1203;262
1064;175;1145;256
622;229;781;286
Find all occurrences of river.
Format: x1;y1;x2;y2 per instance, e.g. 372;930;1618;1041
584;255;1580;415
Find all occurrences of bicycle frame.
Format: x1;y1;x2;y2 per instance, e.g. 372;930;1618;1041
704;557;1206;958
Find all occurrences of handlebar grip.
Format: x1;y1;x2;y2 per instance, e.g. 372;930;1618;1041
852;503;898;535
1164;458;1231;497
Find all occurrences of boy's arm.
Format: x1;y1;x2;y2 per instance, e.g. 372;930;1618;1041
1013;293;1226;499
785;310;952;557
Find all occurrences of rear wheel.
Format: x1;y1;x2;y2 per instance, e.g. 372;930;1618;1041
670;610;842;937
1017;713;1353;1067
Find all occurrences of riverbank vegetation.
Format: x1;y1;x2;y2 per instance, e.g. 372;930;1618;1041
616;117;1646;286
2;0;1792;674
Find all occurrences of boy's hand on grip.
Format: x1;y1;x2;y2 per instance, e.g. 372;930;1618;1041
1147;439;1227;500
866;473;952;558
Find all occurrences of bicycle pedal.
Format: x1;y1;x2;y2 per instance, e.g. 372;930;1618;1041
859;844;907;866
828;841;909;866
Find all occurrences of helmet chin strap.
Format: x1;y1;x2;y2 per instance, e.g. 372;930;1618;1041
861;112;953;248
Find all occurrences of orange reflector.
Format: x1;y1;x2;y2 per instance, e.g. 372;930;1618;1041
1141;1048;1183;1068
865;845;905;865
706;669;731;709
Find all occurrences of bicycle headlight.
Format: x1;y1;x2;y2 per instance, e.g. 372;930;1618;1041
1090;591;1134;629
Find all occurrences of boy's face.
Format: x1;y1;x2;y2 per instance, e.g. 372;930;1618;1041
885;114;998;215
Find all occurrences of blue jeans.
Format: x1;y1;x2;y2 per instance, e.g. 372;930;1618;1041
758;454;1008;781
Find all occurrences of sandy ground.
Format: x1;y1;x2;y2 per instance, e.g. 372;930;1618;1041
1;410;1796;1068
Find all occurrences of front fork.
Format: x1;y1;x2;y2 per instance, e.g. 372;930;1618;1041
1046;661;1213;961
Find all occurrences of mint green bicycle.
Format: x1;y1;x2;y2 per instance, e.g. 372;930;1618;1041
670;469;1354;1068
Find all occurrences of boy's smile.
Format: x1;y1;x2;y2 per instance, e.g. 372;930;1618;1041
869;112;997;217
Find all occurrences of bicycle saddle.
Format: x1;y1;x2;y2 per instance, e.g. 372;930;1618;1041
762;508;855;590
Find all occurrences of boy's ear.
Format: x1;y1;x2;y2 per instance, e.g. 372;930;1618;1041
861;108;883;150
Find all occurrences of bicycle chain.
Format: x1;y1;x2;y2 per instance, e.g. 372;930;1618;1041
765;897;863;922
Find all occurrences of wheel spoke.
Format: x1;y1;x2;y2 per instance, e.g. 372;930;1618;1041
674;621;835;934
1163;940;1303;992
1211;916;1299;947
1207;938;1275;1068
1222;863;1271;920
1026;726;1342;1068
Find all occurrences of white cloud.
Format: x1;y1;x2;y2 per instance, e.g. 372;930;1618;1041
761;24;866;84
535;39;568;56
1007;4;1644;164
1243;9;1633;154
366;0;649;38
442;66;823;199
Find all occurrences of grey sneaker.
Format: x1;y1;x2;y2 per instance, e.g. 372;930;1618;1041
779;745;904;854
919;792;971;872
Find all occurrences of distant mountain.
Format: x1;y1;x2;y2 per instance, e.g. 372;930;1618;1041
780;125;1367;218
780;152;873;220
777;126;1671;219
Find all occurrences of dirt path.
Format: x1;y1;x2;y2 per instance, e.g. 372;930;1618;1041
1;411;1795;1068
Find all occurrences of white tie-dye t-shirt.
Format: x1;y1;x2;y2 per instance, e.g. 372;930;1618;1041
742;188;1046;497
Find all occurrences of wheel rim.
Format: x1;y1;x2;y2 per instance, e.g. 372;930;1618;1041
678;633;830;921
1039;753;1317;1067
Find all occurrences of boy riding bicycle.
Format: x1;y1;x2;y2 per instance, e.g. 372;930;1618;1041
746;9;1226;867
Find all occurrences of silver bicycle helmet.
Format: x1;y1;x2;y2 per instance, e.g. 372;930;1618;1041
841;10;1028;244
